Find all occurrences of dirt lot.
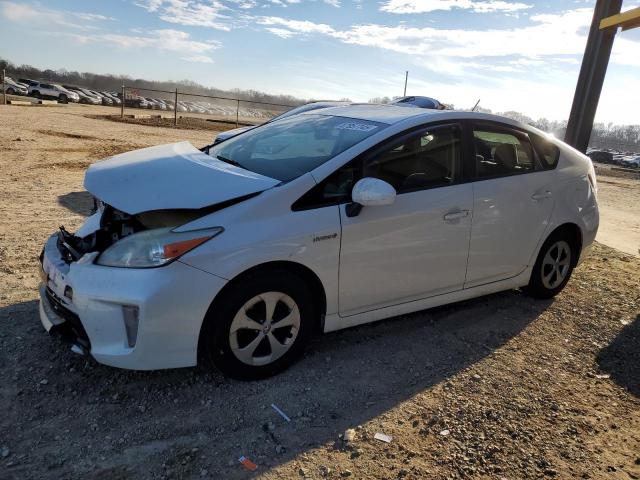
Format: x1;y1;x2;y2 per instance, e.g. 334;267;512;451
0;103;639;480
593;164;640;257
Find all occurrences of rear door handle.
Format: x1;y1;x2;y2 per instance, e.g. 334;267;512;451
531;190;552;201
443;210;470;221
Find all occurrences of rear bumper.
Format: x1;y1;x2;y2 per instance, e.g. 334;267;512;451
39;233;228;370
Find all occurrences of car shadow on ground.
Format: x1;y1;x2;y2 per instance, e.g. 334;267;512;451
1;291;552;479
597;314;640;397
57;191;94;217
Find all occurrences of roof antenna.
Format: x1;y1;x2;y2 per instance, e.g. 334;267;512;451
471;99;480;112
403;71;408;96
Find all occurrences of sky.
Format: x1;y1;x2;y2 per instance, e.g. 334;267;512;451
0;0;639;123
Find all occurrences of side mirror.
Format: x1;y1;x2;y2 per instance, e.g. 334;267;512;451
346;177;396;217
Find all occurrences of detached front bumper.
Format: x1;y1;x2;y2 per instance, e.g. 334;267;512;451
39;233;228;370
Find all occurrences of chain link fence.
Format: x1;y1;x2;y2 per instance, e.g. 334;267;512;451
118;85;294;128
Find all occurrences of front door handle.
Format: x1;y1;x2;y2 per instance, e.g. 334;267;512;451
443;210;470;221
531;190;552;201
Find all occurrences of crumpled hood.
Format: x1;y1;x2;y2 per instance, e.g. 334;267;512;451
84;141;279;214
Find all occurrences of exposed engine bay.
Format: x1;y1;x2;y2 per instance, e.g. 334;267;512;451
56;194;257;264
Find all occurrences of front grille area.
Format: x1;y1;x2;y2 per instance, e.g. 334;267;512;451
44;287;91;347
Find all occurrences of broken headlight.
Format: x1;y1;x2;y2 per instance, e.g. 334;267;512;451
96;227;223;268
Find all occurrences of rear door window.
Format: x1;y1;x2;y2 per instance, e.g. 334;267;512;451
473;125;536;179
530;133;560;169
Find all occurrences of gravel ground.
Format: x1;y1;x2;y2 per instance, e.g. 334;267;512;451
0;104;639;480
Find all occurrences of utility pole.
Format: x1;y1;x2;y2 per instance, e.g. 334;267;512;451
403;71;408;97
2;69;6;105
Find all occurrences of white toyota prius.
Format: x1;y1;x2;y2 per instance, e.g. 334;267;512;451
39;104;599;379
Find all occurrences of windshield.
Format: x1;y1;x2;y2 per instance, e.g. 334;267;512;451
208;114;385;182
269;103;334;123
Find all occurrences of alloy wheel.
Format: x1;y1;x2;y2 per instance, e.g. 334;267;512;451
541;240;571;289
228;291;301;366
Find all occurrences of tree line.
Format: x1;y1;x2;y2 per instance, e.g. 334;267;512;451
0;58;308;107
493;109;640;153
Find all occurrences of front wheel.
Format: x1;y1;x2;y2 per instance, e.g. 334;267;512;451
6;87;15;95
201;269;317;379
58;94;67;104
524;233;575;299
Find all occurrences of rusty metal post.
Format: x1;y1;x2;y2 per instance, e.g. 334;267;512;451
174;88;178;126
121;85;125;118
2;69;6;105
236;98;240;127
565;0;622;152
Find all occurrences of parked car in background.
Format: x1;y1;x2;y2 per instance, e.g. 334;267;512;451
212;101;350;145
155;98;170;110
622;156;640;168
77;87;103;104
87;89;113;106
587;150;614;164
391;96;446;110
183;101;207;113
148;98;167;110
63;86;101;105
37;105;599;379
18;78;39;88
28;82;79;103
101;91;121;106
2;76;28;95
120;94;150;109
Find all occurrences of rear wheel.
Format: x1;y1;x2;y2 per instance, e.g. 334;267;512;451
32;91;41;99
524;232;575;299
6;87;15;95
201;269;316;379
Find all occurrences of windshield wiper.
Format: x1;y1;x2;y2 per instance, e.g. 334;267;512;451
216;154;243;168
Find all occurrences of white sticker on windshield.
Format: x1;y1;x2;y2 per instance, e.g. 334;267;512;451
335;122;379;132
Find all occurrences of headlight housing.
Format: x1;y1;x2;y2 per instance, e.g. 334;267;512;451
96;227;223;268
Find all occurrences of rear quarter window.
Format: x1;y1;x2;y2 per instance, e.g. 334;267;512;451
530;134;560;170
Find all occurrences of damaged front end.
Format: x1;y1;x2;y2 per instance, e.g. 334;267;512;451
54;194;256;265
37;141;278;368
39;193;254;361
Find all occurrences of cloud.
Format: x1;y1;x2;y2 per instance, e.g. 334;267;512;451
258;8;639;70
67;29;220;63
134;0;231;30
265;27;299;38
380;0;531;14
258;16;336;34
1;1;112;29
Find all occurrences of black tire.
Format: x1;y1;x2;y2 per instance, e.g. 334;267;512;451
32;91;41;99
524;230;576;299
58;94;67;104
6;87;15;95
201;268;317;380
